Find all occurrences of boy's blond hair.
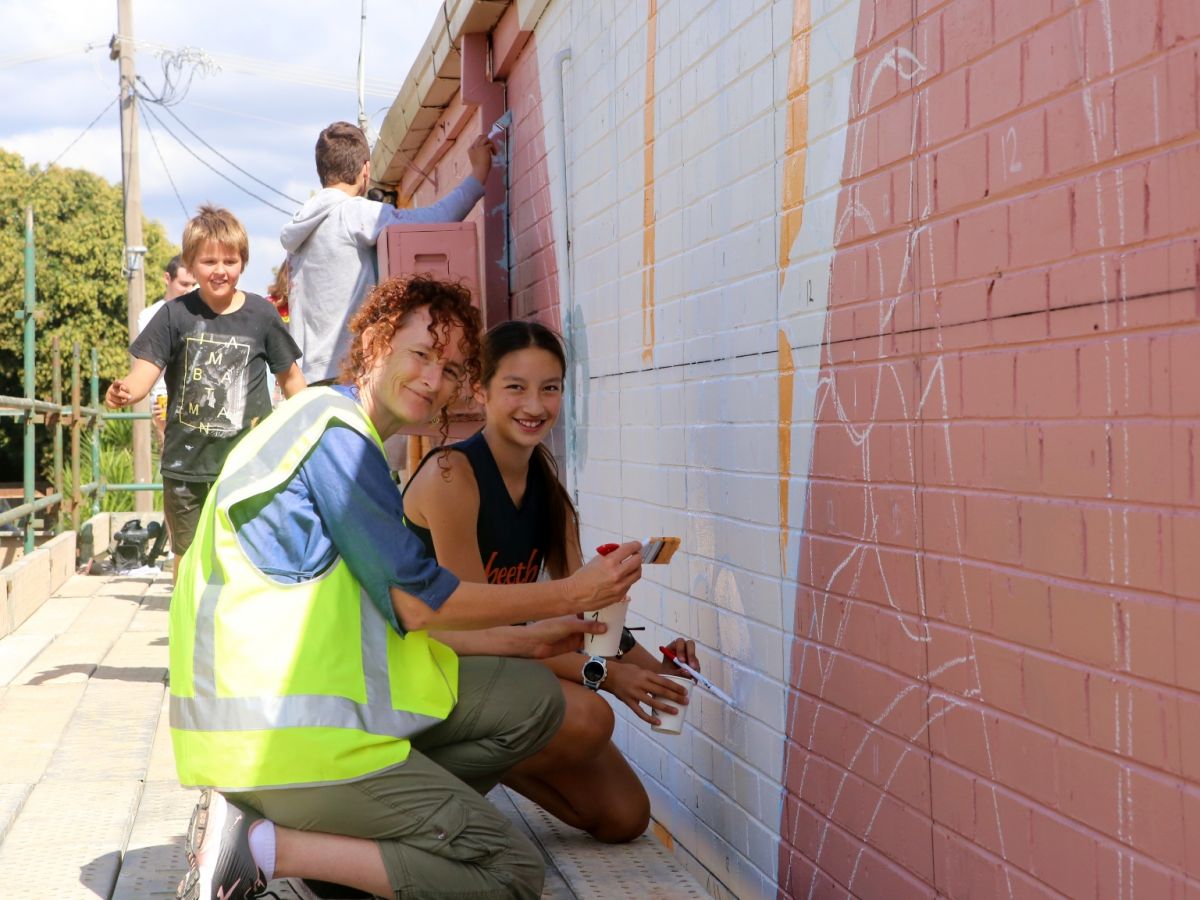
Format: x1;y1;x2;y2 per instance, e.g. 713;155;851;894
181;205;250;269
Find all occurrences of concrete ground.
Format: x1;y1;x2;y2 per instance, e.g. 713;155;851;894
0;570;708;899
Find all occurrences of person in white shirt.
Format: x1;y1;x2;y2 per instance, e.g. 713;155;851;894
280;121;493;384
135;255;197;447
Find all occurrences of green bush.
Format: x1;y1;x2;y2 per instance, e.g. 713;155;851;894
59;416;162;514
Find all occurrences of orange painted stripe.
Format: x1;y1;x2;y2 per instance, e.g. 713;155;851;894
778;0;813;286
778;329;795;569
641;0;658;364
652;820;674;850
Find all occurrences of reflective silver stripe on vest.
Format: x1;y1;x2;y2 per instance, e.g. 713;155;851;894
178;392;434;738
215;390;366;506
170;688;439;733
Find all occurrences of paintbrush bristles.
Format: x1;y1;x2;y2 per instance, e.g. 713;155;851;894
641;536;680;564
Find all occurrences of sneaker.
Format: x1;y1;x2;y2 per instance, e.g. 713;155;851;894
177;789;267;900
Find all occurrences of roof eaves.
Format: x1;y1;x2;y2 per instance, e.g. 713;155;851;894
371;0;511;188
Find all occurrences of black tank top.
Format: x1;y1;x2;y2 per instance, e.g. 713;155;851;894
402;431;548;584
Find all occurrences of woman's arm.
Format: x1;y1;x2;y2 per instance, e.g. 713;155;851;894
405;452;490;583
402;445;641;635
391;542;641;631
436;615;604;657
407;451;496;650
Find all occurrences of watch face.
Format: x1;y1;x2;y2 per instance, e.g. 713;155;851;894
583;659;605;683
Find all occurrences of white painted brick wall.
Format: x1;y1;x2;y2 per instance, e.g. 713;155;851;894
530;0;864;895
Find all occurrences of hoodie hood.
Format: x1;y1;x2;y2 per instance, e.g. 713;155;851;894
280;189;351;252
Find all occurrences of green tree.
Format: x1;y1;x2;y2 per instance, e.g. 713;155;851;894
0;147;177;480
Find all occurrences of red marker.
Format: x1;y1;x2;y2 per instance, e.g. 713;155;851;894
659;645;734;704
595;543;619;556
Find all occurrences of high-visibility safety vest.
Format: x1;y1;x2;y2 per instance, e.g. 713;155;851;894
168;387;459;791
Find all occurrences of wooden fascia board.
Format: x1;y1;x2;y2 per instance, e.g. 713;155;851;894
370;0;510;189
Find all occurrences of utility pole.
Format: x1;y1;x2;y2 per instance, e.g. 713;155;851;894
356;0;369;134
112;0;152;513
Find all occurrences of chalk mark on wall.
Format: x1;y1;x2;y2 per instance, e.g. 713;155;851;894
1068;0;1137;895
775;0;1166;891
1001;126;1023;177
777;38;1031;899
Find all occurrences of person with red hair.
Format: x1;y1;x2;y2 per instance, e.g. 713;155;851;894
169;275;643;900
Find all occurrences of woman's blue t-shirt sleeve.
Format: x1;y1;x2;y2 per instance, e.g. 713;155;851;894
233;420;459;633
303;426;460;630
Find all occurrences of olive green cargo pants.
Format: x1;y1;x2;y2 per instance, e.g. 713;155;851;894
230;656;564;899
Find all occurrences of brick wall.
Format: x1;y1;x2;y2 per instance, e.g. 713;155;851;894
779;0;1200;896
388;0;1200;895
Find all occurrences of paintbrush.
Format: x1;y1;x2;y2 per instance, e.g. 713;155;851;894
595;537;681;565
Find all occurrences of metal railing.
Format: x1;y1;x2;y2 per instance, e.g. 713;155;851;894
2;206;160;556
0;338;157;553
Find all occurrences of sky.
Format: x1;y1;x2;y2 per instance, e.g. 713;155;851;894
0;0;443;297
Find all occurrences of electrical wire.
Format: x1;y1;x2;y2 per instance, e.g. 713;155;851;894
0;42;105;70
139;100;295;216
138;104;189;217
27;95;120;191
138;79;302;205
127;36;400;97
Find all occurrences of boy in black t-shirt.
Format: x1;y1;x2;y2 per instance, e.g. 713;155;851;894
106;205;305;561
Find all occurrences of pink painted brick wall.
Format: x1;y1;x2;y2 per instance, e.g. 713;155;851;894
504;36;561;328
781;0;1200;897
401;33;559;330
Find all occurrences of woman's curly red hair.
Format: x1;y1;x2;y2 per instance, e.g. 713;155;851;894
339;275;483;433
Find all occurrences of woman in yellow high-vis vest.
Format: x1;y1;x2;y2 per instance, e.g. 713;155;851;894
170;275;644;900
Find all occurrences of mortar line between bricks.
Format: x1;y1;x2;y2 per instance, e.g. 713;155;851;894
590;283;1197;379
794;738;1191;900
797;610;1197;718
837;74;1200;185
801;533;1193;607
800;474;1200;511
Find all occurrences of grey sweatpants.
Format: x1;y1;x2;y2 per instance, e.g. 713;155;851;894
230;656;564;899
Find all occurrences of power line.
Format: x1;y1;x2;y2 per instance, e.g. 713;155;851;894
126;36;401;97
138;104;189;217
139;100;295;216
137;81;302;205
27;95;120;190
0;42;106;71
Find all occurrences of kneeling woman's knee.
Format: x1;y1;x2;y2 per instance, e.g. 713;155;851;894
592;789;651;843
560;687;615;750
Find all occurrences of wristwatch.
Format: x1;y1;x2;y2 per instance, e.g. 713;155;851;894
582;655;608;691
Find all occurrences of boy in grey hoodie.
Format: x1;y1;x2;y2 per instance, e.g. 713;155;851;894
281;121;493;383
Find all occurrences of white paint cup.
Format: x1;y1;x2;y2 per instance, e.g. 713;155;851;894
650;675;692;735
582;599;629;657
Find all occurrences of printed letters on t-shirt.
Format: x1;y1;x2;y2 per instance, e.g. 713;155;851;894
484;548;541;584
177;332;251;436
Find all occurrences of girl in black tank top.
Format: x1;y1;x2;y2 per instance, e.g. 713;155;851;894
405;431;548;584
401;321;701;844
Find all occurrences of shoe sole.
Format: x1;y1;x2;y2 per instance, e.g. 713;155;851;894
176;866;200;900
185;789;212;867
178;789;212;899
